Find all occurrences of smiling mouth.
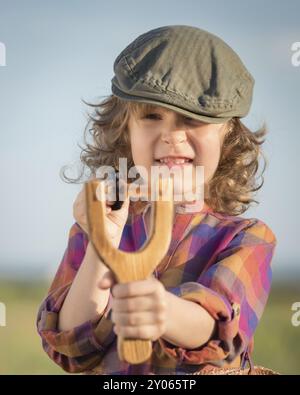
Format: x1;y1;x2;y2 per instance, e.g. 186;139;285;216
154;157;194;167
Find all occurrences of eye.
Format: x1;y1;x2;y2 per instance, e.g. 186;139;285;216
142;113;162;120
182;116;203;126
183;116;196;122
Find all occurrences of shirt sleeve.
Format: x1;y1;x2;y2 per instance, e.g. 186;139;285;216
36;222;116;373
158;219;277;368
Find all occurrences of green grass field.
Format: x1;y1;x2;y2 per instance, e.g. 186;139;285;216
0;280;299;375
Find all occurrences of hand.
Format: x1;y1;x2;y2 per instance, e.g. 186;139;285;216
73;175;130;244
109;277;169;342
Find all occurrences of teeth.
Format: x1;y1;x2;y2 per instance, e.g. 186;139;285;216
159;157;190;164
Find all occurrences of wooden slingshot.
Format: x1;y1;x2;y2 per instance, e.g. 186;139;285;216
84;177;174;365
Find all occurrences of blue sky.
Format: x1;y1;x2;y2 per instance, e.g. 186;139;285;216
0;0;299;280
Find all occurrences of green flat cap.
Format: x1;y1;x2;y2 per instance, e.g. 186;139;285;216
111;25;254;123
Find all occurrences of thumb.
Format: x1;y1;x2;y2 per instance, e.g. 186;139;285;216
120;193;131;210
98;270;116;289
118;180;131;209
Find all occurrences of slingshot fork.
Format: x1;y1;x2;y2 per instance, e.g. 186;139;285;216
85;177;174;364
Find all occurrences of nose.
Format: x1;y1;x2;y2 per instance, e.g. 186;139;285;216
161;129;187;145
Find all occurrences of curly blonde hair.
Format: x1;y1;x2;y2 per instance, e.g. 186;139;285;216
60;94;268;216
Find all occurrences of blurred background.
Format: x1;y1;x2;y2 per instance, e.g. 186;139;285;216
0;0;299;374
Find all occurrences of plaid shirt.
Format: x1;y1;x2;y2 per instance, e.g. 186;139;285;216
37;201;277;375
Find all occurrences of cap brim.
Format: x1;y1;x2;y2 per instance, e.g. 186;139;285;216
111;85;230;124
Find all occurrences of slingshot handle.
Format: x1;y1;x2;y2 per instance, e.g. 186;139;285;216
85;177;174;364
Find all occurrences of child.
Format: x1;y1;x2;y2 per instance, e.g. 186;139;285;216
37;25;277;375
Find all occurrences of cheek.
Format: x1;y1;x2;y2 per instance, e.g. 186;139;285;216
129;129;154;168
194;136;221;180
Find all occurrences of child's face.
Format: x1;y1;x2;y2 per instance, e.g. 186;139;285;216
128;105;228;203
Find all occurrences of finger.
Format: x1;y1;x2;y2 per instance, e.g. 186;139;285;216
88;173;97;181
94;181;117;208
105;206;112;214
113;324;156;340
121;193;131;207
98;271;116;289
106;183;118;206
107;180;130;208
111;311;164;326
111;278;158;299
112;296;156;313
